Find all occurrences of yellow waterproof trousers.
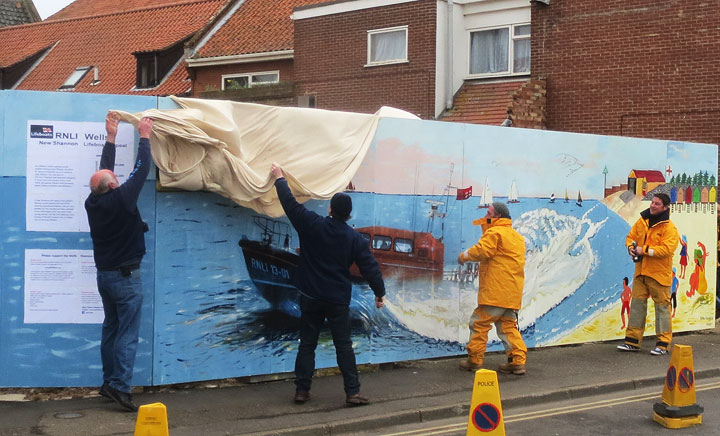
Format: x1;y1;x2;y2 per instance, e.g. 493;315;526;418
624;275;672;350
466;305;527;365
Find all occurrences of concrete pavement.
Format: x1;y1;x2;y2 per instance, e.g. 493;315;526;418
1;325;718;436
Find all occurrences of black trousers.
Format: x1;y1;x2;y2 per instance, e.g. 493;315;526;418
294;295;360;395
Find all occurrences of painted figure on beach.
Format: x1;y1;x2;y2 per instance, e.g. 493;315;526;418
671;268;678;318
687;241;708;298
620;277;632;329
678;235;688;279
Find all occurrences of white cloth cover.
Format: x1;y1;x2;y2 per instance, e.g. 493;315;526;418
112;97;416;217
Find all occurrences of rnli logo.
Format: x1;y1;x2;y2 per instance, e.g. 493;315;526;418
30;125;53;138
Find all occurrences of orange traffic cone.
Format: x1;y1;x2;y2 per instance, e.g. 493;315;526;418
653;345;703;429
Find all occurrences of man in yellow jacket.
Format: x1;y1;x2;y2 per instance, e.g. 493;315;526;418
618;193;679;355
457;202;527;375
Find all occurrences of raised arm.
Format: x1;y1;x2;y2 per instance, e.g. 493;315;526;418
117;117;153;210
99;113;119;171
271;163;320;233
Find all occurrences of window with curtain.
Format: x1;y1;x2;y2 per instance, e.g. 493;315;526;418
221;71;279;90
367;26;408;66
469;23;530;76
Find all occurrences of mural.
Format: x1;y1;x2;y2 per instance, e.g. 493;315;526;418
1;91;716;387
152;118;718;384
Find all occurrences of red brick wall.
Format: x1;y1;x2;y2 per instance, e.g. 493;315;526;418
531;0;720;146
189;59;295;97
510;79;546;129
293;0;437;118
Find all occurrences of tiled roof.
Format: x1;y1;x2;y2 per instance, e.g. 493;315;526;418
440;81;523;125
0;0;39;27
632;170;665;182
46;0;208;21
195;0;329;58
0;1;225;95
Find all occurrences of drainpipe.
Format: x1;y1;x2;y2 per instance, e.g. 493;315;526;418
446;0;454;110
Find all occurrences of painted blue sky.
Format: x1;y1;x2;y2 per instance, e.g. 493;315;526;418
353;118;711;200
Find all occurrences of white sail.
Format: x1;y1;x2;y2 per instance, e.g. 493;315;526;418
479;178;493;206
509;181;519;202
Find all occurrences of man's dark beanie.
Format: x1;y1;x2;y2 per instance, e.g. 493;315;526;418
331;193;352;220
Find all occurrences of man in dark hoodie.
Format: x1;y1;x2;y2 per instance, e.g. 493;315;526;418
270;163;385;407
617;193;679;356
85;114;153;412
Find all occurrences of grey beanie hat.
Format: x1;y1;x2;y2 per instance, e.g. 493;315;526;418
491;202;511;218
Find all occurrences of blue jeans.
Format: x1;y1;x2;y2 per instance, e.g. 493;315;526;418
294;295;360;395
96;268;143;393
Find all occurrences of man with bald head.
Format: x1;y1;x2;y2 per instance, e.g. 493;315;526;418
85;114;153;412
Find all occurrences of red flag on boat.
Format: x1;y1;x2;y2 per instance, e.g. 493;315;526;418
456;186;472;200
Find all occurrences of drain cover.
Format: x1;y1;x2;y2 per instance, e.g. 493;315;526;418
54;412;84;419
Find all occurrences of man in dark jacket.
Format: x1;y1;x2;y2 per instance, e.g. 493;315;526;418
270;163;385;406
85;114;153;412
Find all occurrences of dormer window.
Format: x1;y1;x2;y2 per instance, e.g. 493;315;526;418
133;38;188;90
136;55;158;88
59;66;91;90
1;44;55;90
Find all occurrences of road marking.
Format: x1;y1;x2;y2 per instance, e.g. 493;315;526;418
380;381;720;436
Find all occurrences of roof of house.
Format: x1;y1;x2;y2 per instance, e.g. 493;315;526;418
46;0;206;21
0;0;225;95
0;0;40;27
440;81;522;125
191;0;329;59
631;170;665;182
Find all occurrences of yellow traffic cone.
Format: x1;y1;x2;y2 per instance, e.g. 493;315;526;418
653;345;703;429
134;402;169;436
466;369;506;436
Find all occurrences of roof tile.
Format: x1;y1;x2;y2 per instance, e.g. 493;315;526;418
46;0;208;21
441;81;522;125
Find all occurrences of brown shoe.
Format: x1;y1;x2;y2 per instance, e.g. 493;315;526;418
498;363;526;375
346;393;369;406
458;358;483;372
294;391;310;404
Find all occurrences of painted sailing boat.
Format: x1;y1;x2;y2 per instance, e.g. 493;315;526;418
477;177;493;208
564;188;569;203
549;193;556;203
576;190;583;207
508;180;519;203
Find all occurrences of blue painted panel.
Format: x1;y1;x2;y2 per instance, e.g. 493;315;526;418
157;96;180;110
0;177;155;387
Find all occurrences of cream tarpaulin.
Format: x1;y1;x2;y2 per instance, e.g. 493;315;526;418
112;96;417;217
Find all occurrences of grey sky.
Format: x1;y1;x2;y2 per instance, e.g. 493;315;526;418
33;0;74;19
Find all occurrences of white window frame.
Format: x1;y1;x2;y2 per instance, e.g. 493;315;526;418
467;23;530;79
59;66;91;90
366;25;408;67
221;71;280;90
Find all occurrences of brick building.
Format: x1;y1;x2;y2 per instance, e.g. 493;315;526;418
531;0;720;146
292;0;438;118
187;0;543;127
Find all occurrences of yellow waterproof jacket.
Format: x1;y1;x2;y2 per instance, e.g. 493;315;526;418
626;208;679;286
458;217;526;309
